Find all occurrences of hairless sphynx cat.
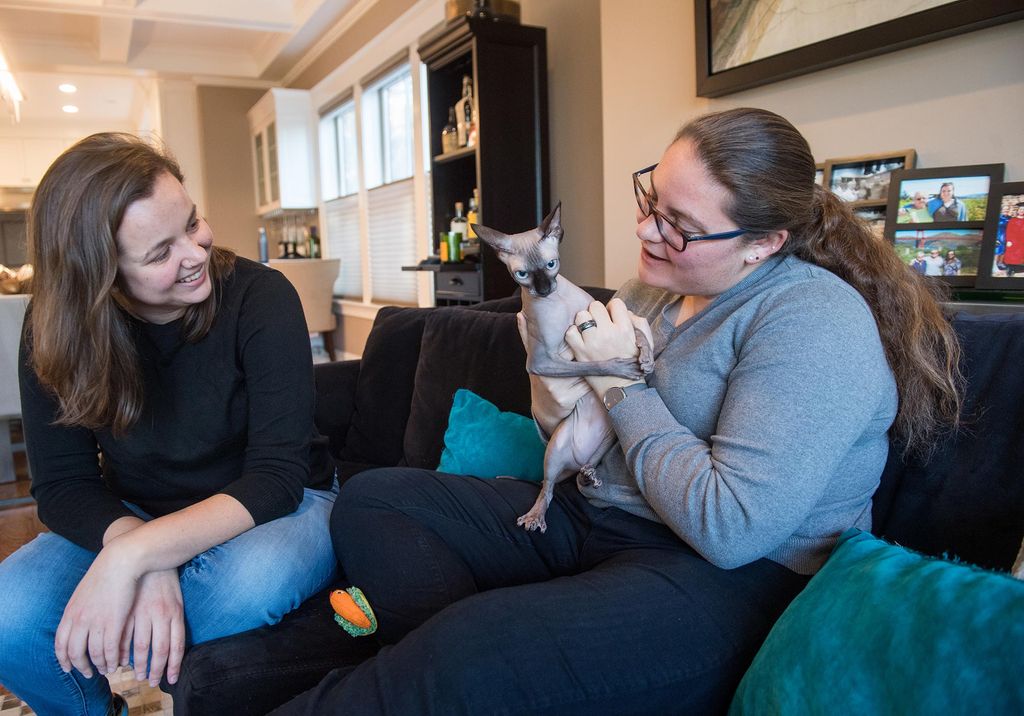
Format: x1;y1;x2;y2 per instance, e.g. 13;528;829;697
474;203;654;531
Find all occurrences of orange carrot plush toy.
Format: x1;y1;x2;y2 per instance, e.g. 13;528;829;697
330;587;378;637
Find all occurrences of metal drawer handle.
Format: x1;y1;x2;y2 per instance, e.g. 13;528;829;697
449;277;464;286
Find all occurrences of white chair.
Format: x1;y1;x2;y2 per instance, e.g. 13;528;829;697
0;294;30;482
267;259;341;360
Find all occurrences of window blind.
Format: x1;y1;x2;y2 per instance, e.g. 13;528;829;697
368;177;418;305
324;193;362;299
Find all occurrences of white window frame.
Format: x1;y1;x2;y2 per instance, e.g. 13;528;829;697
317;45;432;309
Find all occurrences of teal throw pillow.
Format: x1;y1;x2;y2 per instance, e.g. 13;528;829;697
437;389;545;482
730;528;1024;715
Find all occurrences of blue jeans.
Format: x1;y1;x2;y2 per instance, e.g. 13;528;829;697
274;469;810;715
0;483;338;716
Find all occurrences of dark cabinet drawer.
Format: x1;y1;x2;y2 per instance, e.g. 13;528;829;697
435;268;482;301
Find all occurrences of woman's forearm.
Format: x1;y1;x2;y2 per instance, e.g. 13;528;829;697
103;494;255;577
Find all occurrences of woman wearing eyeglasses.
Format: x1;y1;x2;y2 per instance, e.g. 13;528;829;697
278;109;962;715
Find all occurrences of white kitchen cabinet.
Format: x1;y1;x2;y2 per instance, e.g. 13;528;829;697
247;88;318;216
0;137;71;187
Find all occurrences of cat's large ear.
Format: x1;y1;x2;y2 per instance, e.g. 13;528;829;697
473;224;516;256
538;202;563;243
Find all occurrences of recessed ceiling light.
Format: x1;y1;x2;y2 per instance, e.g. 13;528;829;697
62;104;79;113
58;83;77;94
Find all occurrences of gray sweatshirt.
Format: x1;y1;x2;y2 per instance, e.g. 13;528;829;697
584;254;897;574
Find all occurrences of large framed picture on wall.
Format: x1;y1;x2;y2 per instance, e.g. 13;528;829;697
694;1;1024;98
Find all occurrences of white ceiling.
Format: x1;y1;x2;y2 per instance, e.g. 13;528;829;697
0;0;368;125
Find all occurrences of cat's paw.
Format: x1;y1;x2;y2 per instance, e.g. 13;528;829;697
578;464;601;487
517;511;548;533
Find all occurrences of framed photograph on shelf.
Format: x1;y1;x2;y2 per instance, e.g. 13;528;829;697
976;181;1024;290
855;206;887;241
884;164;1004;288
823;150;916;207
886;165;1003;226
892;229;985;288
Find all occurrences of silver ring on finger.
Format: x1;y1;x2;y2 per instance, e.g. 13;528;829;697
576;319;598;332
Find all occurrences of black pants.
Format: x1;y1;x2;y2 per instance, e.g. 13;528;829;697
273;468;809;715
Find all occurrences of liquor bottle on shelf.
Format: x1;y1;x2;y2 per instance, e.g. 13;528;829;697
455;75;474;147
307;225;322;259
441;107;459;154
451;201;468;239
438;231;450;262
466;189;479;237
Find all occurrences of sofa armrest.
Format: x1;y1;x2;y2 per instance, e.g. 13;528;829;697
314;359;360;460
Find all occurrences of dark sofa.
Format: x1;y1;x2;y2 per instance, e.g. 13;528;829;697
170;291;1024;715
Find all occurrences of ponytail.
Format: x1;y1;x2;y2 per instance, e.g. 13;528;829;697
787;186;962;454
678;108;962;456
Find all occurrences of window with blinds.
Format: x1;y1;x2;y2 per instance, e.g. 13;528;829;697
319;61;421;306
324;193;362;298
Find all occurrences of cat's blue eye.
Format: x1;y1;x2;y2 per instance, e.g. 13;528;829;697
546;259;558;269
514;270;529;280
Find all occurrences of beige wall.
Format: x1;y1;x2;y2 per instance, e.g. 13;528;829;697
197;86;266;260
520;0;604;288
600;1;1024;289
156;80;207;215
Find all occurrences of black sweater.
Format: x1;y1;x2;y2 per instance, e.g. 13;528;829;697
20;258;334;552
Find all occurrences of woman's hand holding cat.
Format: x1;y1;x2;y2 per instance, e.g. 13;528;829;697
566;299;648;398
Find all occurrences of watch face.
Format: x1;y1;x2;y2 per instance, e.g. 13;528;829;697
604;383;645;411
603;386;626;411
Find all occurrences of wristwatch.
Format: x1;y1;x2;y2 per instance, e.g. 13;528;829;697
602;383;647;411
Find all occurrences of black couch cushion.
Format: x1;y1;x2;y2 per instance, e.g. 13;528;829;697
313;359;360;460
403;308;532;469
872;312;1024;570
339;306;434;473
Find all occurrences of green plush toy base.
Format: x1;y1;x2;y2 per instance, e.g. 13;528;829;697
330;586;378;637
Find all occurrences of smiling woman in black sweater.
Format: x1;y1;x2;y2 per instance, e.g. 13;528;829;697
0;133;336;716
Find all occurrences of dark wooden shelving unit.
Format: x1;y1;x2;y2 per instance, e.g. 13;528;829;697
418;15;549;305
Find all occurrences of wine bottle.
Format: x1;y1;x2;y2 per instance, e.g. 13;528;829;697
466;190;479;238
450;201;468;240
307;225;322;259
455;76;473;147
257;227;269;263
441;107;459;154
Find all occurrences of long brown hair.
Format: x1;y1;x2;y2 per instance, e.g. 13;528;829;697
27;132;235;435
677;108;962;455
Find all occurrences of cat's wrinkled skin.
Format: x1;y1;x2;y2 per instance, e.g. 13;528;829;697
474;203;653;532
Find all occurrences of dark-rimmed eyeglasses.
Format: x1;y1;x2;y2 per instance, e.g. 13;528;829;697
632;163;750;252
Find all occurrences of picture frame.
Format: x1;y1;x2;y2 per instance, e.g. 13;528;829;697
884;164;1004;288
824;150;916;208
885;165;1004;227
855;206;887;241
814;163;824;187
976;181;1024;290
891;229;986;288
694;1;1024;98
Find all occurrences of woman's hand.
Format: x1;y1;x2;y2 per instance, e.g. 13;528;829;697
122;568;185;687
565;299;649;398
54;543;142;679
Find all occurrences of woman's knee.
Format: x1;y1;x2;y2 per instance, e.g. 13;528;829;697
331;468;431;547
0;536;90;667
